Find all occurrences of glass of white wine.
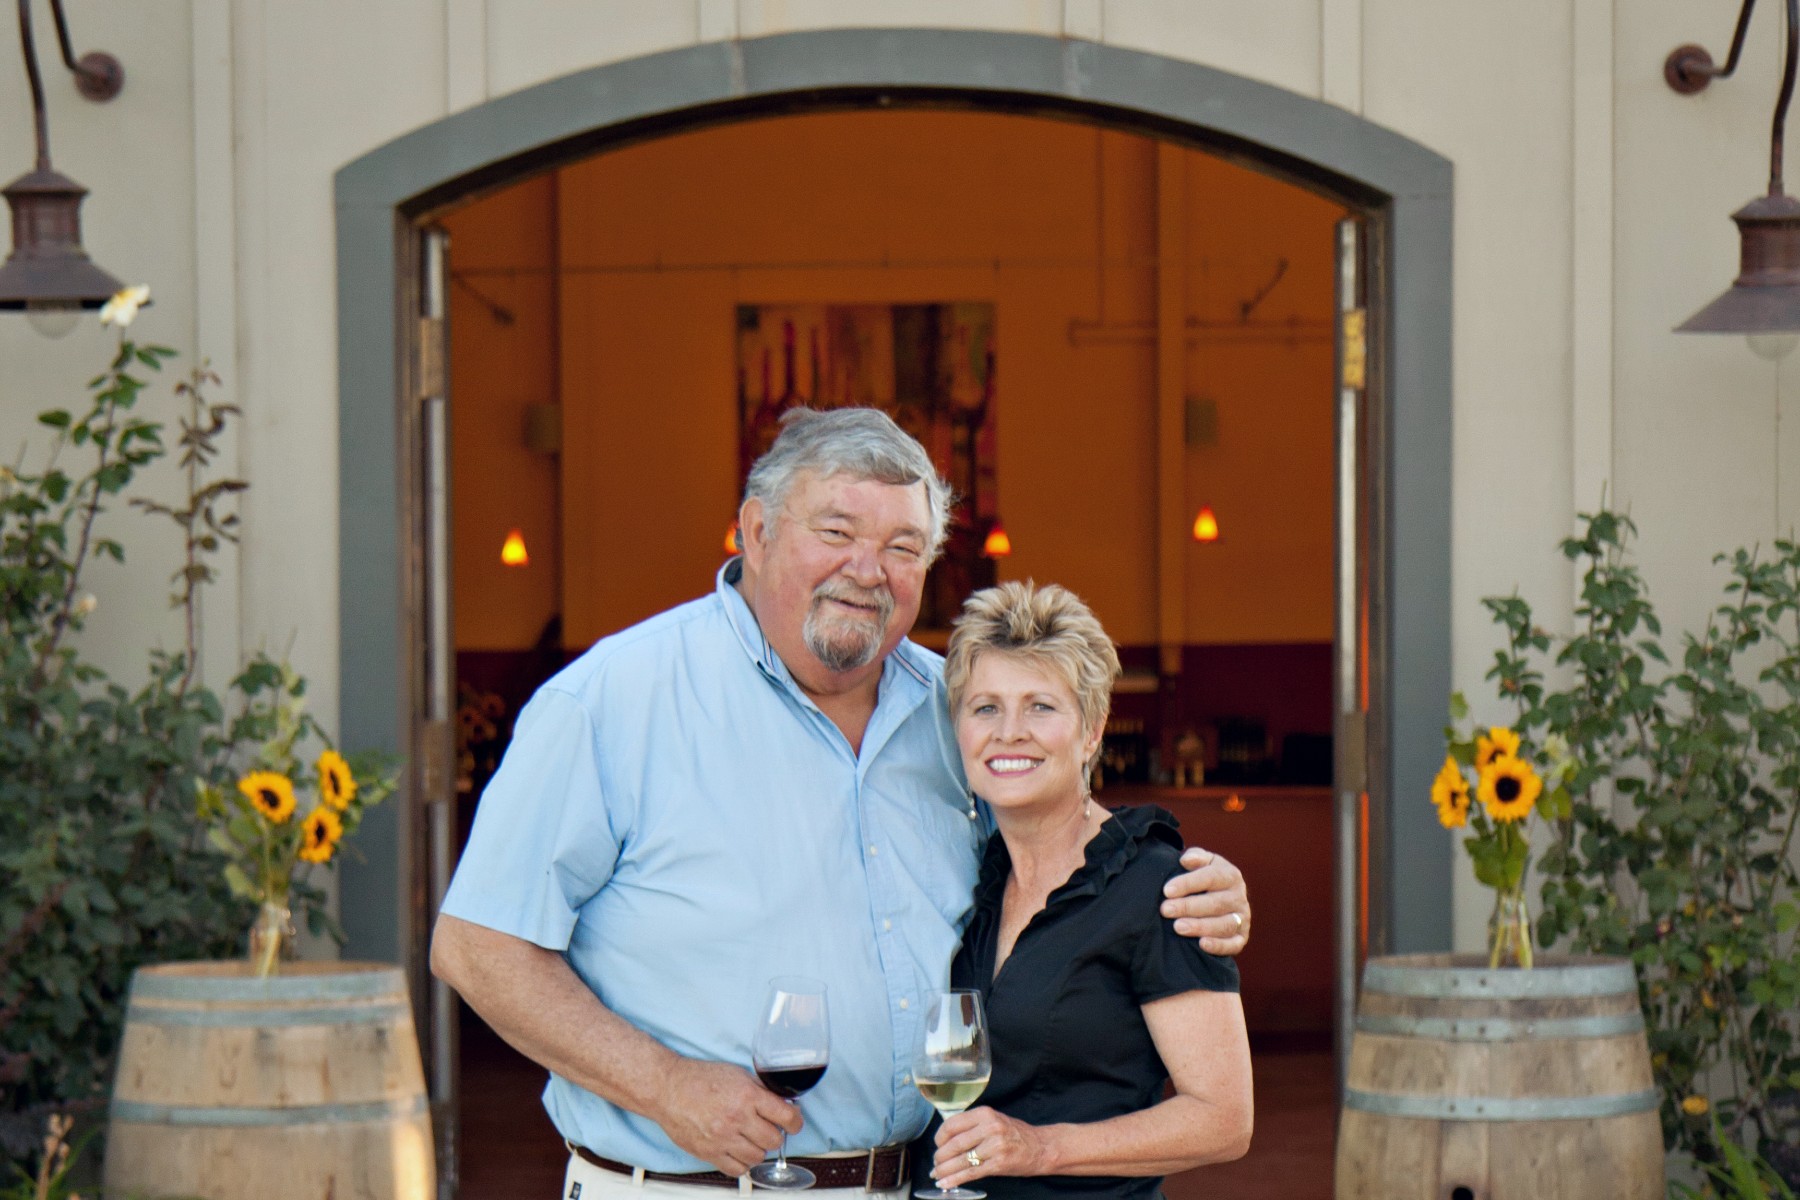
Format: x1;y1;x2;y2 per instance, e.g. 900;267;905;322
912;989;992;1200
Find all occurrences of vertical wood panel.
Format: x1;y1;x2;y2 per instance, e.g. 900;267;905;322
1156;143;1187;674
1320;0;1363;112
191;0;244;698
445;0;489;111
1571;0;1614;532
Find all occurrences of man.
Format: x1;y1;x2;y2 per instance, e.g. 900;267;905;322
432;408;1252;1198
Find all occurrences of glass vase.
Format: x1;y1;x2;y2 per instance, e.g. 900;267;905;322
1487;886;1533;969
248;899;295;978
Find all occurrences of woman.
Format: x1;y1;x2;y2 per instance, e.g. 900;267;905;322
922;581;1253;1200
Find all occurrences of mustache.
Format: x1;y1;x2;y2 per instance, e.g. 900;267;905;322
811;580;895;624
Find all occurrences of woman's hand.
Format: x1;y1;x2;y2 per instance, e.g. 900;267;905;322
931;1107;1057;1188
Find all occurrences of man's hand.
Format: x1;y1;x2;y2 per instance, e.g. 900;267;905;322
652;1058;802;1176
431;915;800;1175
1161;847;1251;955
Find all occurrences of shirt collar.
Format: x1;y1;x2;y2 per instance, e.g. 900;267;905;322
717;558;784;678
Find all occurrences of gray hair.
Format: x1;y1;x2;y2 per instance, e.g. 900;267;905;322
744;408;954;560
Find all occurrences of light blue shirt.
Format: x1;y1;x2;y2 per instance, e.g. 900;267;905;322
441;561;987;1169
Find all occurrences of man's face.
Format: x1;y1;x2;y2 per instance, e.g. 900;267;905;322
742;470;932;684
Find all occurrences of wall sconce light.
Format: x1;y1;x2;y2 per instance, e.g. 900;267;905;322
724;522;741;555
0;0;129;338
1191;506;1221;542
1669;0;1800;359
982;519;1013;559
500;529;529;567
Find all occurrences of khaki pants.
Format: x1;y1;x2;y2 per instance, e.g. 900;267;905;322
561;1152;909;1200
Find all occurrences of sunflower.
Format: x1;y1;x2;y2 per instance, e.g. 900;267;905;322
239;771;297;824
317;750;357;811
298;807;344;864
1430;756;1472;829
1478;756;1541;823
1475;726;1522;768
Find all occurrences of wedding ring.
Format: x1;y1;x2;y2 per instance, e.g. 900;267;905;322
1231;912;1244;931
966;1151;982;1168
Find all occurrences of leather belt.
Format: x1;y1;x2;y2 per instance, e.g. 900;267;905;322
572;1144;909;1191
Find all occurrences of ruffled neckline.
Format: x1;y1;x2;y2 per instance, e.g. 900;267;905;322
972;803;1184;912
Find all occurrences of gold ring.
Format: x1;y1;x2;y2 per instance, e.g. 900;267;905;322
966;1151;982;1168
1232;912;1244;931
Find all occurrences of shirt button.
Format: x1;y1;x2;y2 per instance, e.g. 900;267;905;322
882;919;892;932
868;844;879;856
899;998;910;1010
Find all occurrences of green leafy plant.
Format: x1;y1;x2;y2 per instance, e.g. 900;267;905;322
0;1113;89;1200
0;297;395;1169
1475;509;1800;1159
0;326;251;1159
1670;1111;1798;1199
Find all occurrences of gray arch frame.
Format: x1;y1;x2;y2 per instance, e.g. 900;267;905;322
334;29;1454;964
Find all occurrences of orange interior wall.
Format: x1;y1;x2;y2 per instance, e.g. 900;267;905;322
444;174;561;651
446;110;1343;653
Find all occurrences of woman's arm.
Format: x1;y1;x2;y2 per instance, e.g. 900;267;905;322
928;990;1253;1187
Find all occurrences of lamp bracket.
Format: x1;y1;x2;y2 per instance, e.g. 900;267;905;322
1665;0;1759;94
47;0;121;101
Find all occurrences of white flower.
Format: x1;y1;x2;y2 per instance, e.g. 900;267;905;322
73;593;98;618
99;285;150;328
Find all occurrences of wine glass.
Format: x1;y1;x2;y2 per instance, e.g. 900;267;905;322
750;976;830;1190
912;989;992;1200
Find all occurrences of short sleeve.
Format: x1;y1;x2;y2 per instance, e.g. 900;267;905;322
439;687;621;951
1129;863;1241;1003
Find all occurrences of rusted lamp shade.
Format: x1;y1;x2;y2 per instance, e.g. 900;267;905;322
0;167;127;318
1677;193;1800;354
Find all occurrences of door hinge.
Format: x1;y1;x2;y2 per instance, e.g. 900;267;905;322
1339;308;1367;391
417;717;455;805
417;315;447;403
1339;708;1368;793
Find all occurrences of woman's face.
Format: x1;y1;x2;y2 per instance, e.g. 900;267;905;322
955;651;1103;816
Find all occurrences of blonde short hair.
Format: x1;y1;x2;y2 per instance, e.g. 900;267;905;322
944;581;1122;749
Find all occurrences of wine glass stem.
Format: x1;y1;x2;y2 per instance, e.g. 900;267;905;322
776;1130;789;1171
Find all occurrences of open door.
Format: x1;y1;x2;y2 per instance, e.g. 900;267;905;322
1333;213;1388;1092
412;225;461;1198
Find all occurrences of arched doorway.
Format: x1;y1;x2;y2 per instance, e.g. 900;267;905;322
334;27;1452;1194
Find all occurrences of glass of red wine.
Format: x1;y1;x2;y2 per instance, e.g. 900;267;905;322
750;976;830;1190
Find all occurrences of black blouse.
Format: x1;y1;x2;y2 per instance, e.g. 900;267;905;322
921;805;1239;1200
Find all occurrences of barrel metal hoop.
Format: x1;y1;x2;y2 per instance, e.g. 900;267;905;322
1354;1011;1645;1041
110;1095;428;1127
124;1001;410;1028
1343;1087;1660;1121
1362;960;1637;999
129;969;404;1004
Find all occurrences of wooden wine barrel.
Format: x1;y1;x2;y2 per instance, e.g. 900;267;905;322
105;961;434;1200
1336;954;1664;1200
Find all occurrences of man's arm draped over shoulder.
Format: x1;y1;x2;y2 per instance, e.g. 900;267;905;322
431;915;799;1175
1161;847;1252;956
